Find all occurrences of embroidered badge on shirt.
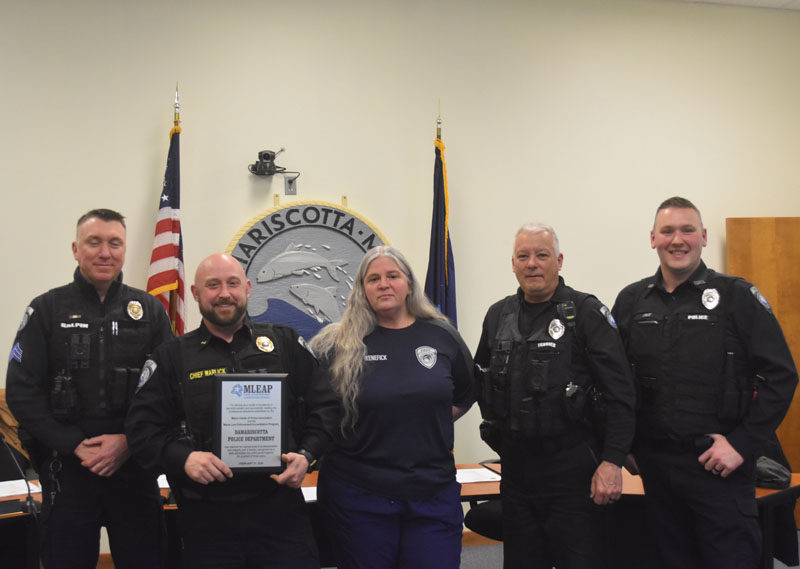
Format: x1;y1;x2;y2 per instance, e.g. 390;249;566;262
548;319;565;340
136;359;157;392
18;306;34;332
415;346;438;369
256;336;274;352
750;286;772;313
9;343;23;363
701;288;720;310
127;300;143;321
297;335;314;356
599;305;617;329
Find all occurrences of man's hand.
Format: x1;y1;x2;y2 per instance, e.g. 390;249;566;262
74;434;131;477
270;452;309;488
698;433;744;478
184;451;233;484
590;460;623;505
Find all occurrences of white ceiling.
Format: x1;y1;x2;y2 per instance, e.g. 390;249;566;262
663;0;800;10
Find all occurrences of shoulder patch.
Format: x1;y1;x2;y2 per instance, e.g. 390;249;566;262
750;286;772;313
599;305;617;329
18;306;34;332
9;343;23;363
298;335;315;357
136;359;157;393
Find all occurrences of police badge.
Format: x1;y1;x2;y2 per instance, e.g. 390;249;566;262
415;346;438;369
256;336;275;352
548;319;565;340
701;288;720;310
127;300;144;320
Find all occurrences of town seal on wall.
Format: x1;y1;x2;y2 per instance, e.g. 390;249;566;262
227;201;388;339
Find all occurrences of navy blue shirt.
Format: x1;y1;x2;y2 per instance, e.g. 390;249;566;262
322;318;474;501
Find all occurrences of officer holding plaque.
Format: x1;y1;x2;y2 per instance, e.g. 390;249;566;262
126;253;338;569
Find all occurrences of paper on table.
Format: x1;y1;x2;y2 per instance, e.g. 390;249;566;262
0;479;42;498
456;468;501;484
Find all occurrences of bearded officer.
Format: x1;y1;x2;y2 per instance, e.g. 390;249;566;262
475;222;636;569
125;252;338;569
612;197;798;568
6;208;173;569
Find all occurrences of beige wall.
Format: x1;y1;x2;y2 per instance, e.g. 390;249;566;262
2;0;799;466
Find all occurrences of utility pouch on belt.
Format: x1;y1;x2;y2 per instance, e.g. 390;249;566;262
563;382;587;421
50;373;78;422
110;367;140;413
718;351;750;420
69;334;91;369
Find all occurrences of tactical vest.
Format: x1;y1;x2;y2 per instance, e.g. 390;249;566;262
483;291;594;438
626;273;752;439
46;285;155;430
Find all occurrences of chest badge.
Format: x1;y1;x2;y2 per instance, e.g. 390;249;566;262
127;300;143;320
701;288;720;310
256;336;275;352
548;319;565;340
415;346;437;369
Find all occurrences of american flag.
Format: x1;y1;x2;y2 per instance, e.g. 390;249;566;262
147;124;186;335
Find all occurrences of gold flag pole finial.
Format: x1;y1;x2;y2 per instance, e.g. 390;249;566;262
174;83;181;127
436;101;442;140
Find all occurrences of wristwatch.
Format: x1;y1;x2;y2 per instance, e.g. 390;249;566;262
297;448;317;473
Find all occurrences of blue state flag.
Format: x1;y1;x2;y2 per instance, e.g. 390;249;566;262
424;138;458;327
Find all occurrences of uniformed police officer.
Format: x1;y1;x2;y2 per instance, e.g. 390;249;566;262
6;208;173;569
125;253;339;569
612;197;798;569
475;223;636;569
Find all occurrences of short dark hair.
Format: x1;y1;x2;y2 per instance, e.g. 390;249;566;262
654;196;702;228
76;208;126;229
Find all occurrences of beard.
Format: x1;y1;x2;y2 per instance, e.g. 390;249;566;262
199;300;248;328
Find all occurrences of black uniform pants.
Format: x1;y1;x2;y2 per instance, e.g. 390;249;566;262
38;454;165;569
500;436;609;569
636;447;761;569
175;485;319;569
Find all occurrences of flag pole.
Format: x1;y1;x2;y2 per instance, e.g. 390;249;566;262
168;84;181;330
436;100;442;140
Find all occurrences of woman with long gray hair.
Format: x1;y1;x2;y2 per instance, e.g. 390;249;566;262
310;245;474;569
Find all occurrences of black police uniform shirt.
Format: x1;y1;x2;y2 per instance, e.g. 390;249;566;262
321;318;474;502
612;262;798;459
6;268;173;457
125;318;339;500
475;278;636;467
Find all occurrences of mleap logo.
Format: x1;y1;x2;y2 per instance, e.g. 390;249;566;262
227;201;389;339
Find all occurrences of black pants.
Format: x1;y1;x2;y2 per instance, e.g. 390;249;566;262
38;454;165;569
175;485;319;569
501;436;609;569
636;447;761;569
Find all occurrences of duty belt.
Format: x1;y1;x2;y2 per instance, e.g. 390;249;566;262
637;435;713;454
509;428;589;456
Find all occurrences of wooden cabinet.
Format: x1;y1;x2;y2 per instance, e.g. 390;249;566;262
726;217;800;522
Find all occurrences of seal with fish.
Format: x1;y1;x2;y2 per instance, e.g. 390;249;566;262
226;201;389;339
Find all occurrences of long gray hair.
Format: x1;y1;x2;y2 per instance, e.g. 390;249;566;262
309;246;448;430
